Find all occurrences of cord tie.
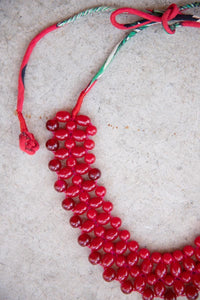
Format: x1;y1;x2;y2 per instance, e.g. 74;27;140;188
17;110;39;155
110;3;181;34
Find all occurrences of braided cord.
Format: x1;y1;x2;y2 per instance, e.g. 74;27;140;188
180;2;200;10
88;26;149;90
57;6;115;27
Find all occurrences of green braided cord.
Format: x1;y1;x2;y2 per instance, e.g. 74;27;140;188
180;2;200;10
88;26;149;88
57;6;115;27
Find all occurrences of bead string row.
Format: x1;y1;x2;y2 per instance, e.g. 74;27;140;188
46;111;200;300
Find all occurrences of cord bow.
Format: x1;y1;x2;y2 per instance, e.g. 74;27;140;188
110;3;200;34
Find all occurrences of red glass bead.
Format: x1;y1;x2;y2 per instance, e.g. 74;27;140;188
73;202;87;215
81;220;94;233
151;252;162;263
101;253;115;268
110;217;121;228
79;191;90;203
142;288;154;300
56;111;70;122
55;148;69;159
82;180;96;192
84;139;95;150
66;185;80;198
183;257;195;271
121;280;133;294
128;240;139;252
146;273;157;285
185;285;199;300
103;241;114;253
94;226;105;237
134;276;146;292
54;180;67;192
90;237;103;250
48;159;61;171
163;253;173;264
139;248;150;259
103;268;115;282
181;271;192;283
102;201;113;212
46;138;59;151
62;198;75;210
119;230;130;241
116;267;129;282
78;233;91;247
86;124;97;136
105;228;118;241
164;275;174;286
129;265;141;277
66;157;76;167
87;208;97;220
154;281;165;297
115;241;127;255
95;186;106;197
141;259;153;274
76;115;90;126
115;255;126;267
57;167;73;179
193;273;200;288
69;215;82;228
46;119;59;131
54;129;69;140
170;261;182;277
85;153;96;164
88;251;101;265
195;248;200;260
75;163;89;174
164;289;176;300
66;120;77;131
72;174;82;185
65;138;75;149
71;146;85;158
72;129;86;142
155;262;167;279
127;252;138;266
174;279;185;296
88;168;101;180
195;236;200;247
96;212;110;225
89;197;103;208
196;263;200;273
183;245;195;257
173;250;183;262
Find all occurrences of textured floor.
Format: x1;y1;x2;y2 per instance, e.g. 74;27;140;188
1;0;200;299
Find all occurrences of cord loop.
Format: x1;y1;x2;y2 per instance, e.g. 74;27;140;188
110;3;182;34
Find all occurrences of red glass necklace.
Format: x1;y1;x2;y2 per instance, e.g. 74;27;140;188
16;3;200;299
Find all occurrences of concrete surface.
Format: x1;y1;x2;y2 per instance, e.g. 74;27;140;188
1;0;200;299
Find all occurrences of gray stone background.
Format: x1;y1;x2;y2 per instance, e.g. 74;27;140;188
1;0;200;299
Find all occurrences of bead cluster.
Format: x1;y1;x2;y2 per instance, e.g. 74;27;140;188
46;111;200;300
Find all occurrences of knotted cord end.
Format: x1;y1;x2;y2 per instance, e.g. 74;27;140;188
19;130;39;155
16;110;39;155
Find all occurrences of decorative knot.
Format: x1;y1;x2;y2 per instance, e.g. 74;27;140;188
19;130;39;155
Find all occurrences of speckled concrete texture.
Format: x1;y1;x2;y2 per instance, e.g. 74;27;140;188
1;0;200;299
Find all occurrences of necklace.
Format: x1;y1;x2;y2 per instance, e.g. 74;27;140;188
16;3;200;299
